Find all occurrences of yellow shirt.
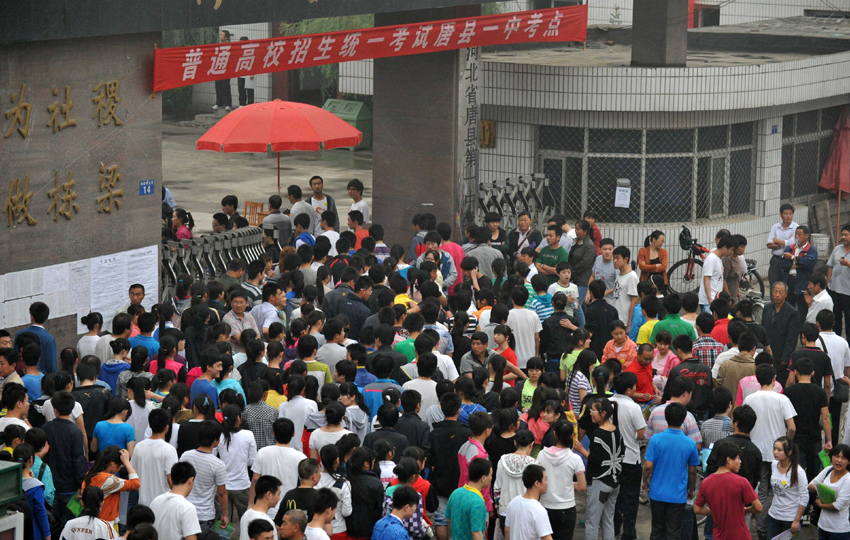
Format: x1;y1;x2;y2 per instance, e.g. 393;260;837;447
266;390;287;409
636;319;659;345
394;294;418;308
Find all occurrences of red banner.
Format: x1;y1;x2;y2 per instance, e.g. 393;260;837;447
153;6;587;92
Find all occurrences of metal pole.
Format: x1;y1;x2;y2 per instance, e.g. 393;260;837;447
277;152;281;195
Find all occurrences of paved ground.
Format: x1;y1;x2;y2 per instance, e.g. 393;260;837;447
162;122;373;234
161;122;823;540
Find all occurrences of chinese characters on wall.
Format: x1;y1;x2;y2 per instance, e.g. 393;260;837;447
2;80;126;227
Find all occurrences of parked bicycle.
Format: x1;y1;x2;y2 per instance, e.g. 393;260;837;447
667;225;765;300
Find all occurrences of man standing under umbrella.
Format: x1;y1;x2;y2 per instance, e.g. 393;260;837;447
212;30;232;112
309;176;339;236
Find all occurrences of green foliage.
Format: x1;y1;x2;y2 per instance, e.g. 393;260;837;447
161;28;219;117
279;15;374;102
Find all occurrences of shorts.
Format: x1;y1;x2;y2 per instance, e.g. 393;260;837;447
433;496;449;526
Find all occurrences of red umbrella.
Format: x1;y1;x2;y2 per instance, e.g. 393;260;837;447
818;106;850;240
197;99;363;193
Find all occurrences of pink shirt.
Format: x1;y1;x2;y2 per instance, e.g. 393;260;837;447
175;225;193;240
735;376;783;406
441;241;466;294
652;350;678;377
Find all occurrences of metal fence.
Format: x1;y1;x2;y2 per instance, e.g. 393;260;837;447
536;123;756;224
781;105;842;201
474;174;553;229
159;226;271;301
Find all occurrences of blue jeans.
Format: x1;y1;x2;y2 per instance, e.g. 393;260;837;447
577;286;588;306
767;516;793;539
819;530;850;540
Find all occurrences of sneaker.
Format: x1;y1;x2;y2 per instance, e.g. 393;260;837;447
225;106;231;111
212;105;219;110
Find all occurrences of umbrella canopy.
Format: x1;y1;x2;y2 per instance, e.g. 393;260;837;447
196;99;363;153
819;106;850;196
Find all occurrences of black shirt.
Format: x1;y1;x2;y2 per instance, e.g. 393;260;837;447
176;419;203;457
276;487;318;525
540;312;579;360
586;428;624;487
70;384;112;448
789;348;834;388
784;382;829;444
427;419;473;497
484;434;517;484
363;428;410;462
585;300;620;358
705;433;762;488
663;358;713;414
746;321;770;349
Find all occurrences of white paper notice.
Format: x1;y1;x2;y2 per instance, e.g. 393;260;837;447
45;291;70;318
68;260;92;314
615;186;631;209
43;264;70;293
91;253;128;332
6;297;32;327
127;246;159;310
5;269;44;300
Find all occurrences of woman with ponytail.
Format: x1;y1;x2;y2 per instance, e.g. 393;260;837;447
92;398;135;455
346;446;384;540
767;436;808;538
339;382;370;442
214;355;247;402
238;338;267;389
455;377;486;425
176;394;216;457
15;444;50;540
126;377;155;444
537;419;586;540
309;402;351;459
383;457;428;539
83;446;140;528
566;349;598;414
493;324;521;387
116;346;154;400
183;304;211;370
150;303;176;341
577;366;613;441
167;274;193;330
148;336;186;383
559;328;590;381
216;404;256;533
318;444;353;540
77;312;104;358
59;486;114;540
204;321;232;349
101;338;132;394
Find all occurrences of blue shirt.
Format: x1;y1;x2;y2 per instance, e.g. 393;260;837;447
629;304;646;341
15;326;57;374
458;403;487;425
445;486;487;540
423;324;454;355
92;421;136;450
128;335;159;359
371;514;409;540
191;379;220;409
22;373;44;401
355;367;377;388
645;428;700;503
529;293;554;322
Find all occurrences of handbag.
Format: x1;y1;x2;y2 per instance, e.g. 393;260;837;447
819;337;849;403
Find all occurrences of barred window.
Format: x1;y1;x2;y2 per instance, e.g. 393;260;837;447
537;122;755;224
781;106;842;201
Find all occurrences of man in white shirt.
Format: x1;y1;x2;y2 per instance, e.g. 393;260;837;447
251;283;287;339
610;373;647;540
505;464;554;540
507;287;542;369
611;246;639;331
700;235;738;310
179;421;229;530
309;176;339;237
287;185;316;235
251;418;308;520
319;212;341;257
315;319;348;377
150;462;202;540
132;409;178;506
767;203;799;292
828;225;850;337
817;310;850;445
0;383;31;431
347;178;369;224
279;376;319;453
742;364;797;540
402;353;440;411
806;272;834;324
241;475;282;540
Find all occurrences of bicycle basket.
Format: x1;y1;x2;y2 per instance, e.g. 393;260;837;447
679;226;694;251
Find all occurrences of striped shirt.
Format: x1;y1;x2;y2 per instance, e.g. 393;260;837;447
646;403;703;444
700;415;733;449
565;371;592;413
180;449;227;521
529;294;555;323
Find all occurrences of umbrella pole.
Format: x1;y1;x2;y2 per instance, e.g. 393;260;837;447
838;190;842;243
277;152;281;195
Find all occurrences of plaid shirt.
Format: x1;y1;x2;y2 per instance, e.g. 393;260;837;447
243;401;279;450
693;336;724;370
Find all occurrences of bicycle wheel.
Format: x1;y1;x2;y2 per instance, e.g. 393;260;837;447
740;269;765;299
667;259;704;295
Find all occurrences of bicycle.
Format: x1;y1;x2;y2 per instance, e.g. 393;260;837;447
667;225;766;300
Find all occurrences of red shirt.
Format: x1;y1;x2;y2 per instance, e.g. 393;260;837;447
354;228;369;250
591;224;602;255
495;346;519;387
624;360;654;399
695;471;758;540
711;318;730;346
441;241;466;295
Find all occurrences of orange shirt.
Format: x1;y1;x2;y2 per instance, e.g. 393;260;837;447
601;338;638;367
354;228;369;250
84;471;141;522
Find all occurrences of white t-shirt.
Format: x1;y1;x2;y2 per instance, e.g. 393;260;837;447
321;230;340;256
305;526;331;540
43;399;83;422
768;462;808;522
818;332;850;396
240;508;278;540
350;200;370;224
610;394;647;465
131;438;179;506
252;445;308;519
60;516;117;540
611;270;639;324
144;423;180;450
216;429;257;490
317;472;352;534
537;447;585;509
592;257;617;292
180;449;228;521
505;495;553;540
128;401;154;444
403;378;440;412
0;417;30;431
77;335;100;358
809;468;850;533
308;428;351;456
311;197;330;236
279;396;319;453
742;391;797;461
507;308;543;369
436;352;460;381
150;492;202;540
699;252;724;306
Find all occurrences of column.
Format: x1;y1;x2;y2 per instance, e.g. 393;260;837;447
755;117;783;217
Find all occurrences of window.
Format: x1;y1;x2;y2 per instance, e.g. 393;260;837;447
780;106;842;201
537;123;755;224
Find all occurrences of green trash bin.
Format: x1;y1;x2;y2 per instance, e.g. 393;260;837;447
323;99;372;151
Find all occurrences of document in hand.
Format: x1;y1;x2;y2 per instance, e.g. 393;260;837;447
771;529;802;540
817;482;838;504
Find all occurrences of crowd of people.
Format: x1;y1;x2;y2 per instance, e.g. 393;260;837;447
7;188;850;540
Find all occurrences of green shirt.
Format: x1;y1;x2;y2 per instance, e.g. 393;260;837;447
445;486;487;540
536;244;570;285
220;275;241;289
521;380;538;410
394;338;416;363
649;313;697;349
